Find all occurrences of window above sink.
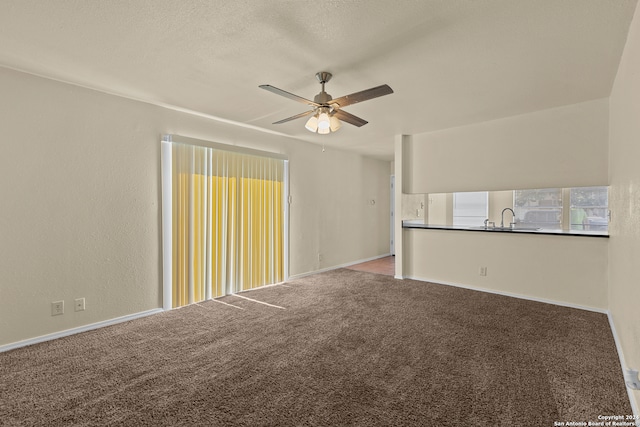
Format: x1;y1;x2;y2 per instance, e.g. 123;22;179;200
426;186;609;234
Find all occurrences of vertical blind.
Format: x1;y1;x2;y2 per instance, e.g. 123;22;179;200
164;141;285;308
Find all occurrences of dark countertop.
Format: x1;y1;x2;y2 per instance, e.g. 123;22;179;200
402;220;609;238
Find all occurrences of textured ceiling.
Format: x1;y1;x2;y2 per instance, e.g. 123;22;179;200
0;0;637;160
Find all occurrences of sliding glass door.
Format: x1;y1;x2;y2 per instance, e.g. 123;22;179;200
162;138;286;309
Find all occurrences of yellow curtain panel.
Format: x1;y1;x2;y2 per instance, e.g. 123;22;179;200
170;143;284;308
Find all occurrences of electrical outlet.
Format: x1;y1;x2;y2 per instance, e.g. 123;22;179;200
51;301;64;316
479;267;487;276
318;253;324;262
74;297;86;312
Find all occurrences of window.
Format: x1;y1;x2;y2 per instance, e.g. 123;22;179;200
513;187;608;231
428;187;608;232
570;186;608;231
513;188;563;230
453;192;488;226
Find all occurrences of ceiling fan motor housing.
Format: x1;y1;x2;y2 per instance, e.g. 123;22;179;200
314;92;333;105
316;71;332;84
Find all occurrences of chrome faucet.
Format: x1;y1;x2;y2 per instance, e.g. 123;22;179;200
501;208;516;228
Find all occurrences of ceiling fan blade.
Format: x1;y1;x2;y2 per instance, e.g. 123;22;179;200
272;109;315;124
259;85;321;107
329;84;394;108
333;109;368;127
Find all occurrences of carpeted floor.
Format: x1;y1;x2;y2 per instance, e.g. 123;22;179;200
0;269;631;426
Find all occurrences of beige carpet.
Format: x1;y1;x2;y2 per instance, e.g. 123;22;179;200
0;269;631;426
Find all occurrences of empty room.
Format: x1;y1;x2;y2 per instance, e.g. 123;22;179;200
1;1;640;425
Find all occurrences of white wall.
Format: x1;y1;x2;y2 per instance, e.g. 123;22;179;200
407;98;609;194
427;193;452;225
0;67;390;347
289;147;391;274
404;229;608;310
609;1;640;410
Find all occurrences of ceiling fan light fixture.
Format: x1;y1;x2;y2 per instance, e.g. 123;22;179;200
329;115;341;132
305;115;318;132
317;110;331;130
305;110;339;134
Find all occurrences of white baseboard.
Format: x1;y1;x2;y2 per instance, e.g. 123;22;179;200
607;312;640;420
288;253;392;280
0;308;164;353
403;274;608;314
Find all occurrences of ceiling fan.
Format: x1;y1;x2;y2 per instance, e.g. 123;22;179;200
259;72;393;134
